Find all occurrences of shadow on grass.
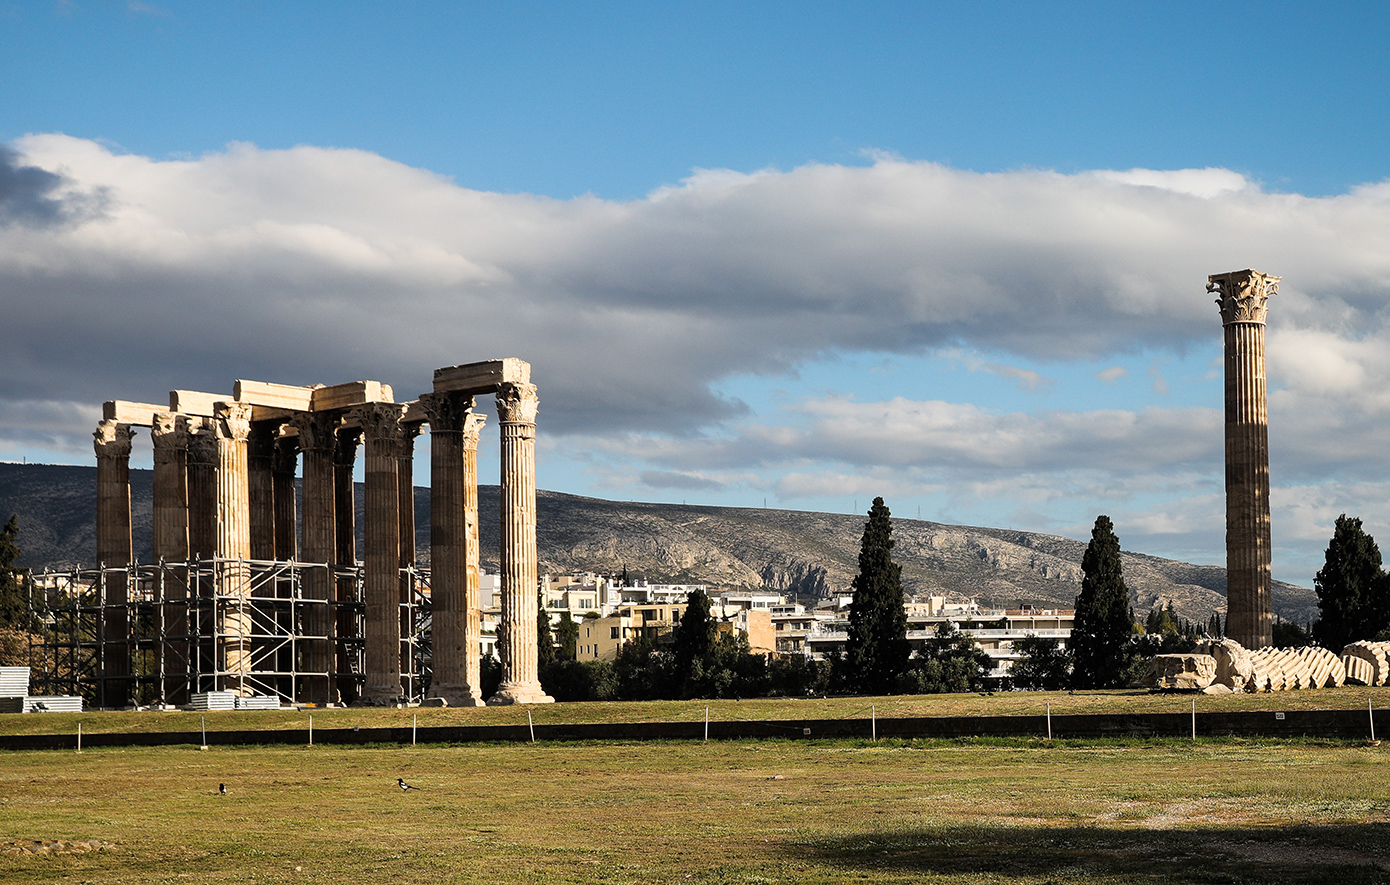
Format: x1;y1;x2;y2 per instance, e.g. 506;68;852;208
791;822;1390;884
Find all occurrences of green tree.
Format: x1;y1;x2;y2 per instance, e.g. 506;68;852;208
672;588;716;669
1071;515;1136;689
0;515;25;630
1009;634;1072;690
897;623;992;693
1313;514;1390;650
1272;618;1313;649
554;611;579;660
536;604;558;670
844;497;909;694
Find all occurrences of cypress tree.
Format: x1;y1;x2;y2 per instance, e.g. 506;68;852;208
844;497;909;694
0;516;24;630
673;587;716;668
1071;515;1135;688
536;603;557;669
1313;514;1389;650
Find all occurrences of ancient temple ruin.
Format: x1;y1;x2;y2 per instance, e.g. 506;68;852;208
61;358;552;708
1210;270;1278;650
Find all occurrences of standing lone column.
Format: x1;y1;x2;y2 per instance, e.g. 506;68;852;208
489;382;553;705
422;393;484;706
1210;269;1278;650
94;419;135;708
357;403;407;704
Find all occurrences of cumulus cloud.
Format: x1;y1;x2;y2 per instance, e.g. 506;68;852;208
940;348;1054;391
3;134;1390;582
0;144;104;228
4;135;1390;439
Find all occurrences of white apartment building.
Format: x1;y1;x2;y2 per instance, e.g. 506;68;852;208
805;597;1074;680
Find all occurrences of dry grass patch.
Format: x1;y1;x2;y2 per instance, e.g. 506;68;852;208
2;738;1389;883
3;686;1390;739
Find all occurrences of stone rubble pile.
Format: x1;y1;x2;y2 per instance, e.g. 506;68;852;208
1143;638;1370;692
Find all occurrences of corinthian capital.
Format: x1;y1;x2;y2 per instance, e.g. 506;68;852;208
186;419;219;465
213;402;253;440
462;412;488;449
419;392;475;434
93;420;135;459
496;382;539;425
150;412;190;458
353;402;409;444
290;413;337;454
1209;269;1279;326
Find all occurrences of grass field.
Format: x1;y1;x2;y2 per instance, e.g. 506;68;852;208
4;734;1390;884
3;685;1390;737
4;690;1390;883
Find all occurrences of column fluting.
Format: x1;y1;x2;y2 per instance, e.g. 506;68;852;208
357;403;407;704
292;413;338;705
422;393;484;705
489;382;552;705
94;419;135;709
151;412;190;705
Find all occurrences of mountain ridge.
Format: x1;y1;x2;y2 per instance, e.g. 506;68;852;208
0;462;1319;624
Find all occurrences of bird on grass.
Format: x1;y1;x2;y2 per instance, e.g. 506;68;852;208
218;783;227;795
397;778;420;791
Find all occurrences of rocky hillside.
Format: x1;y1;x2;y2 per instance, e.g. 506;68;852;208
0;462;1318;624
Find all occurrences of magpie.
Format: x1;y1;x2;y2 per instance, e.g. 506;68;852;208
218;783;227;795
397;778;420;791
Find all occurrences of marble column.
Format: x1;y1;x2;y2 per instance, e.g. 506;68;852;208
423;393;483;706
94;419;135;709
1210;269;1278;651
247;422;277;561
272;435;299;562
185;419;218;686
293;413;338;704
151;412;190;705
213;403;253;693
398;421;423;697
489;382;552;704
333;425;362;704
462;410;487;702
357;402;407;704
186;420;219;562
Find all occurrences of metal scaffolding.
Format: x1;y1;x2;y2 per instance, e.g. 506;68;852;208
25;559;432;709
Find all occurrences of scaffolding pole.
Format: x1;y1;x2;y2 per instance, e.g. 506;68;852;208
26;558;433;709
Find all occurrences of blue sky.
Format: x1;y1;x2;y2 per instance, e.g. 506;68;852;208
3;1;1390;589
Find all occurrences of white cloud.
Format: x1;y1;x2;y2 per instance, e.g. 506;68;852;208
940;348;1054;392
4;135;1390;585
6;136;1390;444
1089;167;1252;199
